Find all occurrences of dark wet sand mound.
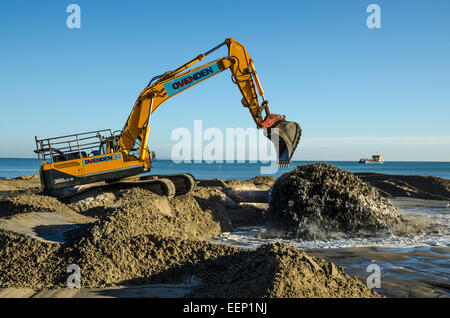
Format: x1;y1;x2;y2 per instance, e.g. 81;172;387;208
269;163;403;239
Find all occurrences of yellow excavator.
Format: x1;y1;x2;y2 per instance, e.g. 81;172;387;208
34;38;301;197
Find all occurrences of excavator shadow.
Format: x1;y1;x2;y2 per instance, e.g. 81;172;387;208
33;224;82;243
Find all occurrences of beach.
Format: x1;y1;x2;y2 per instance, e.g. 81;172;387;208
0;167;449;298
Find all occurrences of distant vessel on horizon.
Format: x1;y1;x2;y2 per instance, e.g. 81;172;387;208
359;154;384;164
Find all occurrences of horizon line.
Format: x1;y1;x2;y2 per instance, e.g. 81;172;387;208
1;157;450;163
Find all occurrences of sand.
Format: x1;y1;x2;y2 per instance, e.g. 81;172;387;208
0;284;197;298
355;172;450;200
192;243;378;298
0;173;381;298
269;163;403;239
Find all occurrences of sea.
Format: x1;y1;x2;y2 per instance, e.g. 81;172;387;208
1;158;449;297
1;158;449;180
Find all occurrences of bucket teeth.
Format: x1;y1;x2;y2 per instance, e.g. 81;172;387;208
277;161;289;168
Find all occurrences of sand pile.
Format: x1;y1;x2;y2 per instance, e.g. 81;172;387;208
65;187;238;287
0;193;71;218
0;175;380;297
0;186;236;289
72;234;240;287
67;187;225;240
0;186;235;289
1;229;379;298
0;229;67;289
269;163;403;239
0;230;239;289
193;243;380;298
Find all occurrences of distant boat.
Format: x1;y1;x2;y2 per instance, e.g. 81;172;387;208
359;154;384;164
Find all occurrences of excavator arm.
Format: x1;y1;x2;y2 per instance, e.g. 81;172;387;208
120;38;301;166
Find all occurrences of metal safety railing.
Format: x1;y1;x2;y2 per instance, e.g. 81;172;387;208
34;129;114;163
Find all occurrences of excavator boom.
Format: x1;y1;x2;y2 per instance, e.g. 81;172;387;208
120;38;301;167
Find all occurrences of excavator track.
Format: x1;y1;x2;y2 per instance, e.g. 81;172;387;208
117;177;176;199
49;173;196;200
141;173;196;196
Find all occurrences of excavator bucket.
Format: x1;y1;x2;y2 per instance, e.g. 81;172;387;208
266;121;301;167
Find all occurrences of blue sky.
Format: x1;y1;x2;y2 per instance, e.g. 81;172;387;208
0;0;449;161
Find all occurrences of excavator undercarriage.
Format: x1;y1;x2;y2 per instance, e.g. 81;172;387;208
34;130;197;198
55;173;195;200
